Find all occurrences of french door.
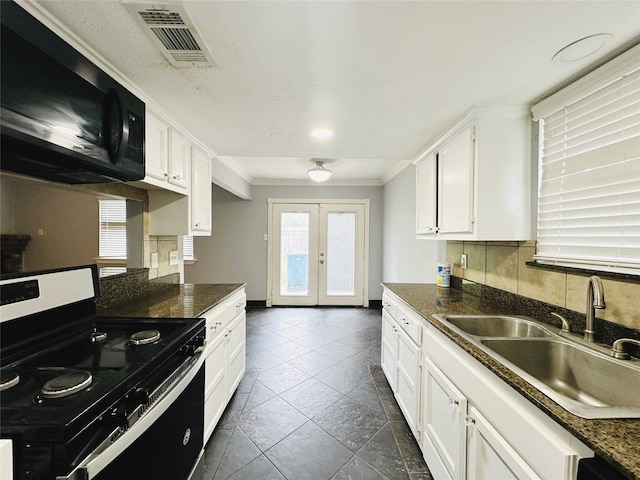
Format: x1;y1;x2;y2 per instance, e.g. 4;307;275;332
267;199;369;307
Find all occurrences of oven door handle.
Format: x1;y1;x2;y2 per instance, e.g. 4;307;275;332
57;352;205;480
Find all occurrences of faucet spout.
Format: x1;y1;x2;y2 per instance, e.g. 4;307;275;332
585;275;605;342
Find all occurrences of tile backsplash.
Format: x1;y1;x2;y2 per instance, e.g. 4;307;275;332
446;241;640;331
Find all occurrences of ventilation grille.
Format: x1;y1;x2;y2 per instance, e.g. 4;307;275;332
124;2;215;67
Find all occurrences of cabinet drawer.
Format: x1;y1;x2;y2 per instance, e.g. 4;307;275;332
203;289;246;341
396;304;422;346
382;292;397;319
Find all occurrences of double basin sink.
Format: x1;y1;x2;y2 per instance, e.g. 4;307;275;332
432;314;640;419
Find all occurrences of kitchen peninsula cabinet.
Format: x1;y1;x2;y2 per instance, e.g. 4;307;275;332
414;105;532;240
203;287;246;444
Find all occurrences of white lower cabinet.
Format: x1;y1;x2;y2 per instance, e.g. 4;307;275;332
380;291;422;439
203;288;246;444
381;309;397;388
423;357;467;480
204;330;227;443
381;287;594;480
226;309;246;398
422;325;593;480
466;406;541;480
395;323;421;434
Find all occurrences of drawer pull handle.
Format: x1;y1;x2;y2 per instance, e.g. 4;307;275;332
449;398;459;408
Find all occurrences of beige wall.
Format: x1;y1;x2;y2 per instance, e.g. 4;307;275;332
1;175;178;280
446;241;640;331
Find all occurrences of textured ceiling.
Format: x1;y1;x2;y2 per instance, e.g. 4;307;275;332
29;0;640;185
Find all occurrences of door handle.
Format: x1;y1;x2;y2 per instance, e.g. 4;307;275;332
320;259;325;264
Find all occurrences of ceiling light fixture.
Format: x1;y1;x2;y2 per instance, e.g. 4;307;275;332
310;129;334;139
308;161;332;182
552;33;613;63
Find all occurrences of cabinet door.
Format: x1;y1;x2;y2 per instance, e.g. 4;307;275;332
226;310;246;398
396;327;421;438
466;406;542;480
191;147;212;235
204;332;226;444
416;153;438;234
438;125;474;234
168;130;190;189
145;112;168;181
423;358;467;480
381;309;397;389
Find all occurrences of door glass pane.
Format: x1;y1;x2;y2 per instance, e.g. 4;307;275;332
280;212;309;296
326;212;356;296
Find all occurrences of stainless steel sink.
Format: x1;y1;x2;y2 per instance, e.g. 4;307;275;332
432;314;640;418
481;338;640;418
440;315;553;338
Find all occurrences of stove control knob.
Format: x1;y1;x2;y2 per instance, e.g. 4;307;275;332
181;336;205;356
180;343;198;356
109;406;128;428
132;387;150;406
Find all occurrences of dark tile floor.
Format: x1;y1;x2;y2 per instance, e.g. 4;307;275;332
196;307;432;480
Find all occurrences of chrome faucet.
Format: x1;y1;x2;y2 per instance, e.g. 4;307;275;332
584;275;605;342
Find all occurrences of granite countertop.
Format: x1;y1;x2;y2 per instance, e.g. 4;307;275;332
97;283;245;319
383;283;640;480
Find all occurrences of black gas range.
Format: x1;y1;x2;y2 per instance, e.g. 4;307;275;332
0;265;206;480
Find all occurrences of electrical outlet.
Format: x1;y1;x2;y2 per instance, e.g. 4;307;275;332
151;252;159;269
461;253;468;270
169;250;178;266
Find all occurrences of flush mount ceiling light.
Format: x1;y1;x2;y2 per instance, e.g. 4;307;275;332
307;161;332;182
310;129;334;139
552;34;613;63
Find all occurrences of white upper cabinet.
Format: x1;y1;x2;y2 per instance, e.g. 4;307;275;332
145;111;169;182
414;105;532;241
144;110;213;237
438;125;474;235
190;146;212;236
168;130;190;189
142;111;190;194
415;152;437;234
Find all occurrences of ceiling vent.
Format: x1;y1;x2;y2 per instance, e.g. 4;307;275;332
123;2;215;67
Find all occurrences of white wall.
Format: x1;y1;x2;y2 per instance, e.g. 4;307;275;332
185;183;384;301
382;165;443;283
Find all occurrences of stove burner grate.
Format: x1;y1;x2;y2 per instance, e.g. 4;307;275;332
130;329;161;346
41;371;92;399
0;372;20;392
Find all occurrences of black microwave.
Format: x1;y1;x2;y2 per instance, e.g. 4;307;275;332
1;1;145;184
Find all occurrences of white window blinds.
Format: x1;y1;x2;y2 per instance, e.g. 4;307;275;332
183;235;194;260
533;52;640;274
99;200;127;259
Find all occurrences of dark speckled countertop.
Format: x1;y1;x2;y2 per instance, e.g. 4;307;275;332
383;283;640;480
97;283;245;319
